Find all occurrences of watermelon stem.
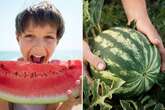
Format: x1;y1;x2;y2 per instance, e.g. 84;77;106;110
91;28;97;37
96;23;102;33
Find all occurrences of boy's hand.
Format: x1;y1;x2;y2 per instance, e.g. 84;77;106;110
46;77;82;110
53;78;82;110
0;100;9;110
83;41;106;70
136;20;165;72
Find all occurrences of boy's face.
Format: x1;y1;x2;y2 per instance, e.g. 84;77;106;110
17;21;58;63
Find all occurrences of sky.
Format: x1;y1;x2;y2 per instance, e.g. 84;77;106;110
0;0;82;53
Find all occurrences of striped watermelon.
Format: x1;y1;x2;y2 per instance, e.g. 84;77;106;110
90;27;160;97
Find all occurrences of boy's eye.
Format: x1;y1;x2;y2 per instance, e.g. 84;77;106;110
45;36;55;40
24;34;33;38
22;34;34;41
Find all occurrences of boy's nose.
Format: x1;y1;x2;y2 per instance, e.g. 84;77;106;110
34;38;45;46
30;46;47;56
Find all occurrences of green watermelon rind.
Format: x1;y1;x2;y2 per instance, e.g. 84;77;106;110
0;89;79;104
90;27;161;97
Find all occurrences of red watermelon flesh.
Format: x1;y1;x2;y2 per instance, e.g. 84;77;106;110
0;60;82;104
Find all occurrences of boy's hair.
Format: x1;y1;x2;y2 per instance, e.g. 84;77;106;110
15;1;65;40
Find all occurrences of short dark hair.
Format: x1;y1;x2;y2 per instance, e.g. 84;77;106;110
15;1;65;40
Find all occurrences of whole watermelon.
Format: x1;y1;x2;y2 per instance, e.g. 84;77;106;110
90;27;161;97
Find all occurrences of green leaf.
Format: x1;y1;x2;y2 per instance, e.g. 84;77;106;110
157;73;165;91
143;100;156;110
89;0;104;32
83;76;90;107
83;0;90;24
154;103;165;110
91;72;124;110
83;0;91;35
120;100;137;110
91;79;112;110
141;95;151;104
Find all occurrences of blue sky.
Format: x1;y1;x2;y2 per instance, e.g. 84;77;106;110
0;0;82;53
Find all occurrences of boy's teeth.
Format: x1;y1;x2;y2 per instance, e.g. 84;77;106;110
30;55;45;63
34;55;42;58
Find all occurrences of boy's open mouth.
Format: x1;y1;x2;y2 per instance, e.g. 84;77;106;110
30;55;45;64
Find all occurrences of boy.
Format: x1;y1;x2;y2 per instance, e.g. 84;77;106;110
16;1;64;64
0;1;80;110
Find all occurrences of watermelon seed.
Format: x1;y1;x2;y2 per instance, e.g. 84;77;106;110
34;73;48;78
24;72;29;78
51;70;64;77
0;64;8;71
43;73;48;77
0;64;4;68
14;72;18;76
30;72;37;78
19;72;27;77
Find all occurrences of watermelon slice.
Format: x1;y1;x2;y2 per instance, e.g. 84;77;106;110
0;60;82;104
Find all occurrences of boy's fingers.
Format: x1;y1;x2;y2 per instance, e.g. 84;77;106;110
83;41;106;70
0;100;9;110
66;79;81;98
17;57;24;61
66;89;81;106
67;90;72;95
76;80;80;85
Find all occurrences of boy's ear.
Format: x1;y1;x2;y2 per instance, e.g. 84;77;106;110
16;32;20;42
57;40;59;44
